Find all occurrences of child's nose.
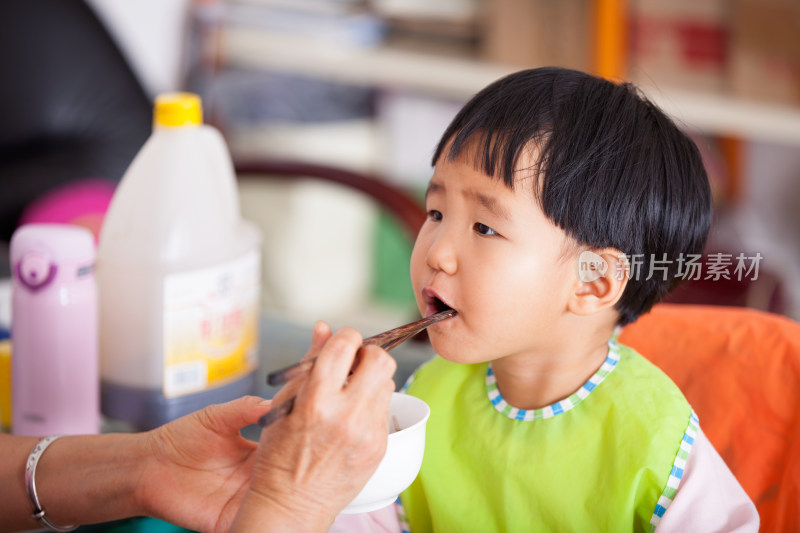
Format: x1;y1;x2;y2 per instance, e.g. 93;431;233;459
425;227;458;275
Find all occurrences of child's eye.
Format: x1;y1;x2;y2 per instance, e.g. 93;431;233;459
427;210;443;222
474;222;498;236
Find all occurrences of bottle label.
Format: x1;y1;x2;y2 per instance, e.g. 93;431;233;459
162;250;260;398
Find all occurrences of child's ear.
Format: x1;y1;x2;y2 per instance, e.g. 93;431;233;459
568;248;628;317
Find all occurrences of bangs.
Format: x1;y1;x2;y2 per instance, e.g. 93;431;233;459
432;69;558;192
439;127;550;193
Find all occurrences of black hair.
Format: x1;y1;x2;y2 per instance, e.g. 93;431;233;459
432;67;712;325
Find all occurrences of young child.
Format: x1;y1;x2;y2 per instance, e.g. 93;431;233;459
393;67;758;532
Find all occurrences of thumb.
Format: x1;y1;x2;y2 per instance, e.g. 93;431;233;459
199;395;272;434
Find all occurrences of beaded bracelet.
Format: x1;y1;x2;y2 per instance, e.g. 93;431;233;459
25;435;78;532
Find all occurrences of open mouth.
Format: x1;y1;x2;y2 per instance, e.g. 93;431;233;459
422;288;455;317
431;296;452;313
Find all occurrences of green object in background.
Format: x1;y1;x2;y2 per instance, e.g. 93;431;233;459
372;211;416;308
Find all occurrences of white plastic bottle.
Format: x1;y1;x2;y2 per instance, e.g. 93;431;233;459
97;93;261;429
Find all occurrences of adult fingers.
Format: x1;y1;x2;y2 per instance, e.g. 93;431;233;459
303;321;332;361
305;327;363;394
271;321;332;405
344;344;397;400
345;345;396;440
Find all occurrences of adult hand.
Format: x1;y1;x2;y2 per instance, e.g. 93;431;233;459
0;397;271;533
139;395;272;532
232;324;397;532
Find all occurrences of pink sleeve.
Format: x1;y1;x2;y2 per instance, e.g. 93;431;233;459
329;503;402;533
656;427;759;532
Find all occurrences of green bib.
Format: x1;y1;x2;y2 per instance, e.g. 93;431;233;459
401;341;695;532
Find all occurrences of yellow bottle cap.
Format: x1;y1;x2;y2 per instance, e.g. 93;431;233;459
154;92;203;127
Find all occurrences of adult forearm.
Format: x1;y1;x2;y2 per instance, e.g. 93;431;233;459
0;433;148;532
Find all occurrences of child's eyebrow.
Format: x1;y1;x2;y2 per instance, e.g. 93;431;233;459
425;180;443;199
465;189;510;221
425;181;510;220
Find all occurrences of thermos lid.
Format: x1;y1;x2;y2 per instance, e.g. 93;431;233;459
10;224;95;291
154;92;203;128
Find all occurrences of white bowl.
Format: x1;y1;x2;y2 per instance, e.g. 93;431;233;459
341;392;430;514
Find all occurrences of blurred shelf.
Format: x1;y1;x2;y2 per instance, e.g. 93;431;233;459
644;88;800;147
221;28;511;100
220;28;800;146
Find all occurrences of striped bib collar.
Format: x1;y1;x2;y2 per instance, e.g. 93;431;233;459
486;339;621;421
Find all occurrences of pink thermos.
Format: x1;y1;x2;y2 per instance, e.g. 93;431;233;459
10;224;100;436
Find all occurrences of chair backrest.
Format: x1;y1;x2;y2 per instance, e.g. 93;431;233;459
619;303;800;532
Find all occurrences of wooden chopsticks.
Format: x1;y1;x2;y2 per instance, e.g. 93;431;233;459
259;309;456;428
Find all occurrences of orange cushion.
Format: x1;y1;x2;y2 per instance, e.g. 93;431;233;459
620;303;800;531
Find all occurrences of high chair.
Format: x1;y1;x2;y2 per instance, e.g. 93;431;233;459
620;303;800;532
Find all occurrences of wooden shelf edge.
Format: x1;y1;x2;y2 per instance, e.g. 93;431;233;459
220;28;800;146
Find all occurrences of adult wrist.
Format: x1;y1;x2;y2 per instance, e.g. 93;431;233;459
133;431;171;518
25;436;78;532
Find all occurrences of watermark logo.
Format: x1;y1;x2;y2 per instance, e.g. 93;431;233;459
577;251;608;282
575;251;764;282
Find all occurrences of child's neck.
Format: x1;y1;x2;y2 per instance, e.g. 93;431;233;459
490;334;612;411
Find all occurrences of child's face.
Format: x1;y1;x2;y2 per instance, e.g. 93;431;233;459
410;148;579;364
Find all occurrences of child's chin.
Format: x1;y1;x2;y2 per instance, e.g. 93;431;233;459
436;351;485;365
428;334;449;357
430;335;491;365
429;336;463;362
